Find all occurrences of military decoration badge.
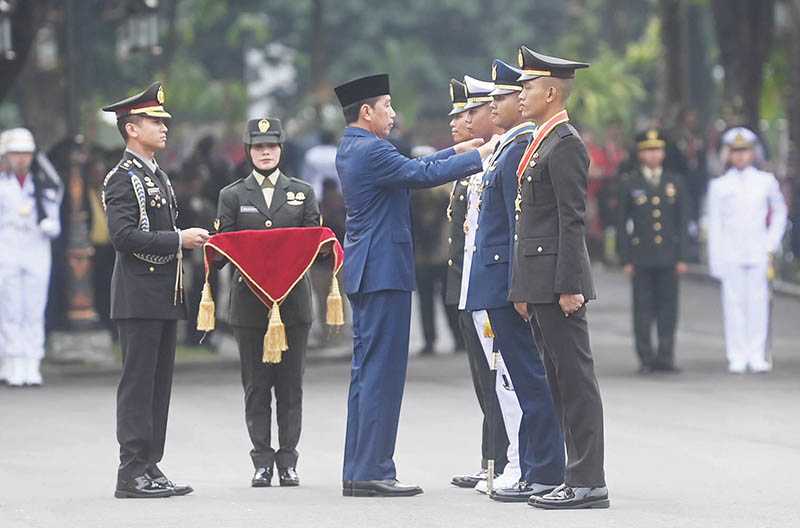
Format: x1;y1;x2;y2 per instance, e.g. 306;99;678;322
287;191;306;206
665;183;677;198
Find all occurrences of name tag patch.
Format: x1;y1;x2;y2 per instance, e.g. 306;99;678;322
239;205;259;213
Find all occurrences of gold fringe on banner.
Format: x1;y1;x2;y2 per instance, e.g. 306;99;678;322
196;280;216;331
326;274;345;328
263;303;288;363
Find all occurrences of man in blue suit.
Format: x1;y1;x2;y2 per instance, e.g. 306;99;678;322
461;60;565;502
334;74;497;497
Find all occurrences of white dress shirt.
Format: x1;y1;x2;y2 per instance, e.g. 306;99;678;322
253;170;280;208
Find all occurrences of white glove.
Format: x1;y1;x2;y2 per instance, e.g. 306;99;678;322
39;217;60;239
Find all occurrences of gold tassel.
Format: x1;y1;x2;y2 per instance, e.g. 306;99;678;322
196;280;215;331
263;303;288;363
483;319;495;338
326;274;345;328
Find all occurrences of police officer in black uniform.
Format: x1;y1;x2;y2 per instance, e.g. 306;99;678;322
102;82;208;498
617;129;689;373
509;46;608;509
215;118;320;488
447;78;510;489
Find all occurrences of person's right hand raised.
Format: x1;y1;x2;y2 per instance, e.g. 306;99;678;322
477;135;501;159
181;227;210;249
452;137;485;154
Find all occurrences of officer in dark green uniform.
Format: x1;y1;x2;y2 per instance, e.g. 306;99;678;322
215;118;320;488
617;129;689;373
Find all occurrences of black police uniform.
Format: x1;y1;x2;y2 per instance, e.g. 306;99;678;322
216;118;320;486
508;47;606;494
102;82;192;498
617;131;689;371
446;78;509;487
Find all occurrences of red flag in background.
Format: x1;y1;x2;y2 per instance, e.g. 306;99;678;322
197;227;344;363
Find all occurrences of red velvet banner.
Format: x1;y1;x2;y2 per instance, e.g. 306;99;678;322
204;227;344;307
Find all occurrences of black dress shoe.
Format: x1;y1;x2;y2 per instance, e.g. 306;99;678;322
278;467;300;487
451;468;487;488
252;466;273;487
114;476;174;499
529;484;610;509
637;364;656;374
490;480;557;503
145;468;194;496
347;479;423;497
654;362;681;373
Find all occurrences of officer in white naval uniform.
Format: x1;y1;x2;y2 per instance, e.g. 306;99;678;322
0;128;63;387
706;127;787;373
457;74;525;494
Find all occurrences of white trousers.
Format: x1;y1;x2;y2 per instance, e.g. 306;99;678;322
472;310;522;478
720;263;770;370
0;263;50;361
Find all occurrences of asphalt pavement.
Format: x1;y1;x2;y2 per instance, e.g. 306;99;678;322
1;267;799;528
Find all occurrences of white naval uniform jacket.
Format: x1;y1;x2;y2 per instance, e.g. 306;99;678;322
705;166;787;278
0;171;62;267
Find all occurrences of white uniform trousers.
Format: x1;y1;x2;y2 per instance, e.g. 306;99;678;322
720;263;770;372
472;310;522;482
0;262;50;361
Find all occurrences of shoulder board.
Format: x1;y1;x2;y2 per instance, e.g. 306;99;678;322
220;178;244;192
515;133;533;144
289;177;313;189
130;157;144;169
556;123;575;139
120;159;134;170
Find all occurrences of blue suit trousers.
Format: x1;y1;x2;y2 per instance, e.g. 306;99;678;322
486;305;565;485
343;289;412;481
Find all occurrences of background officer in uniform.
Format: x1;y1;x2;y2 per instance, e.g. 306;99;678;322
215;118;319;487
102;82;208;498
0;128;62;387
334;73;496;497
617;129;690;373
706;127;787;373
509;46;609;510
448;76;511;490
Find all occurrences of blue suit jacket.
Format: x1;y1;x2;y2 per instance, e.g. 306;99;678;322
464;124;535;310
336;126;483;295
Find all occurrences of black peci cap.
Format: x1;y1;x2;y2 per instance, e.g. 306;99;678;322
334;74;391;108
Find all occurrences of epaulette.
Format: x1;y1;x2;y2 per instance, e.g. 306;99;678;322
515;133;533;144
119;159;134;171
130;157;144;169
556;123;574;139
220;178;244;192
289;176;313;189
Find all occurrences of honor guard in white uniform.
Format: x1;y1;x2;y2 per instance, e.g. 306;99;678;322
0;128;63;387
706;127;787;373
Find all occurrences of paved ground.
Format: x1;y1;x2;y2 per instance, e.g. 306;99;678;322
2;267;800;528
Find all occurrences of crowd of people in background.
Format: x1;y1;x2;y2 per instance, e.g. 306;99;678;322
1;105;798;385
